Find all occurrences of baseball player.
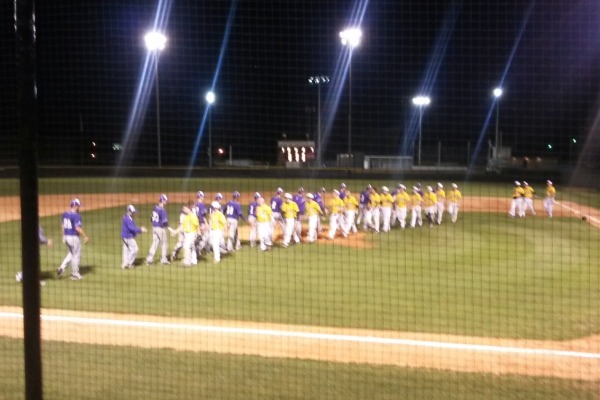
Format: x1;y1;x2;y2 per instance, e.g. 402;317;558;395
305;193;324;243
435;183;446;225
410;187;424;228
342;189;359;236
193;191;210;257
247;192;260;247
392;184;410;229
146;194;172;265
16;227;53;285
255;196;273;251
173;202;200;267
423;186;438;228
170;205;187;261
523;181;536;216
544;180;556;218
368;186;381;233
121;205;147;269
447;183;462;223
209;201;228;263
57;198;89;280
339;183;348;200
357;184;371;228
313;187;327;233
281;193;300;247
293;187;306;240
225;191;246;252
328;189;345;239
509;181;525;218
379;186;394;232
270;188;285;242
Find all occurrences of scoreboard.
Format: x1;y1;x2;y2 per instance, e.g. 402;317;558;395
277;141;315;165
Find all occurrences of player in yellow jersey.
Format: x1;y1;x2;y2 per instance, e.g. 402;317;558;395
522;181;536;216
342;189;359;236
305;193;324;243
328;189;346;239
447;183;462;223
509;181;525;218
176;202;200;267
281;193;300;247
209;201;228;263
380;186;394;232
393;184;410;229
543;180;556;218
423;186;438;228
255;196;273;251
367;187;382;233
435;182;446;225
410;187;424;228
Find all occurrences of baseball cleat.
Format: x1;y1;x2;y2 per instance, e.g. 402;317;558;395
56;267;65;278
70;273;83;281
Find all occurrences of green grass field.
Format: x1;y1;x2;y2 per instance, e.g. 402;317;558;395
1;338;597;400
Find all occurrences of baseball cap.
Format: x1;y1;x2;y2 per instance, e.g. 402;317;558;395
547;180;553;185
127;204;136;213
333;189;340;195
340;183;347;189
399;184;406;190
319;187;326;193
514;181;521;186
437;182;443;188
254;192;261;199
298;187;304;193
382;186;389;192
276;187;284;194
159;194;168;203
523;181;529;186
307;193;314;199
197;191;205;198
215;193;223;200
284;193;292;200
211;201;221;209
233;191;241;198
412;187;418;192
427;186;433;192
452;183;458;189
70;198;81;207
366;184;372;190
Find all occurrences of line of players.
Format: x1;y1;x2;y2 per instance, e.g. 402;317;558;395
508;180;556;218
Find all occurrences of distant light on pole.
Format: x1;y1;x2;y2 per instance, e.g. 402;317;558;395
493;87;503;98
340;27;362;158
492;87;503;159
412;96;431;166
205;91;216;168
145;31;167;168
308;75;330;166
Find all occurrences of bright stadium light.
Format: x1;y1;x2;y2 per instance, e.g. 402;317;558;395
340;27;362;157
145;31;167;168
308;75;330;166
205;91;216;168
492;87;503;159
493;87;503;98
412;96;431;166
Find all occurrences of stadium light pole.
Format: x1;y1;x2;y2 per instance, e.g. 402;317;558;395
205;91;216;168
493;87;503;159
308;75;329;166
145;31;167;168
412;95;431;166
340;28;362;157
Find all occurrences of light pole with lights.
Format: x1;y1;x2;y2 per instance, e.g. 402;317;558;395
308;75;329;166
144;31;167;168
340;27;362;157
412;95;431;166
205;91;216;168
493;87;503;159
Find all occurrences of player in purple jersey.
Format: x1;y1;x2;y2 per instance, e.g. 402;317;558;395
146;194;172;265
339;183;348;200
121;205;147;269
357;184;371;227
312;187;327;233
292;187;306;240
247;192;260;247
57;198;89;280
193;191;210;256
270;188;285;242
225;191;246;252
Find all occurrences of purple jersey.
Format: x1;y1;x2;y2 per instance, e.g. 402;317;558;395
359;190;370;206
270;196;283;213
225;201;243;220
121;214;142;239
313;192;326;212
61;211;82;236
248;201;258;217
194;201;207;223
151;205;169;228
339;190;347;200
293;194;306;215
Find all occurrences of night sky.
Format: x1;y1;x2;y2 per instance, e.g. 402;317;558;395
2;1;600;166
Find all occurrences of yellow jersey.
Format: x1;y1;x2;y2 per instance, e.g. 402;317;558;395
394;191;410;208
410;193;423;207
329;197;345;214
380;193;394;207
344;195;359;212
306;200;323;217
182;212;200;234
513;186;525;198
281;201;299;219
369;192;381;208
546;185;556;198
524;186;535;199
436;189;446;201
423;192;437;207
210;210;227;231
447;189;462;203
256;204;272;223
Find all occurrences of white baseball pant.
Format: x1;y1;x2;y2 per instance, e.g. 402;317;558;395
182;232;197;266
436;201;445;224
211;229;224;262
394;207;408;228
524;198;536;216
258;222;271;251
448;202;459;223
283;217;299;246
544;197;555;218
121;238;139;268
381;207;392;232
59;235;81;276
248;215;257;247
410;206;423;228
307;215;319;242
226;218;240;252
328;214;341;239
146;227;169;264
343;210;357;235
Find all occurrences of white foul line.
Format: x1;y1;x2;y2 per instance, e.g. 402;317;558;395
557;201;600;224
1;312;599;360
